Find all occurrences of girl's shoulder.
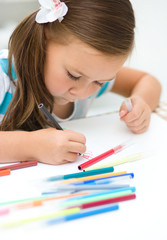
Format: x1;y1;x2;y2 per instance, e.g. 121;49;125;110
0;49;17;80
0;49;8;58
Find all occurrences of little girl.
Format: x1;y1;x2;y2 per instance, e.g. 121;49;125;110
0;0;161;165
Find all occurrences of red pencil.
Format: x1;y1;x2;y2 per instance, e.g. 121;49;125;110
75;194;136;210
78;143;127;170
0;160;38;171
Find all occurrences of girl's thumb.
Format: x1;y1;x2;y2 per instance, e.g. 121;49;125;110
119;110;127;117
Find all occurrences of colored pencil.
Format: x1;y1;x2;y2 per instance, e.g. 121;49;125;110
46;166;114;182
38;104;83;155
0;169;11;177
71;173;134;185
71;194;136;210
78;142;130;170
2;207;81;229
60;171;127;184
0;192;89;216
125;98;133;112
61;190;133;208
47;205;119;225
64;187;136;201
38;103;63;130
0;192;89;206
0;160;38;171
85;153;143;170
46;183;130;192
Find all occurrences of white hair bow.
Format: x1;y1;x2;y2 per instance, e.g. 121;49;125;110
36;0;68;24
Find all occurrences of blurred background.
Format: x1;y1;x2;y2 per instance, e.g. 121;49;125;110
0;0;167;116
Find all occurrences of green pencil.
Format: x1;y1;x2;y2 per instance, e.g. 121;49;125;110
46;166;114;181
61;190;133;208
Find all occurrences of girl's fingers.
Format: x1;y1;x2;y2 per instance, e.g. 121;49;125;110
64;129;86;144
121;108;144;123
128;119;149;134
68;141;86;154
65;152;79;162
125;110;147;127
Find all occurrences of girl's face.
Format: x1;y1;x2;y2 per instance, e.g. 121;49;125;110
44;38;127;105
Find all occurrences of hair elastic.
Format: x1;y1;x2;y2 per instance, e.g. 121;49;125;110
36;0;68;24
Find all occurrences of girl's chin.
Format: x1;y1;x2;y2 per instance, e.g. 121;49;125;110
54;97;70;105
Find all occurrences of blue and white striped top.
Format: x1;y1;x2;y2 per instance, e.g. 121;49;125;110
0;49;115;123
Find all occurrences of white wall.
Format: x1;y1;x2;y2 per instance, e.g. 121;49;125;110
128;0;167;102
0;0;166;115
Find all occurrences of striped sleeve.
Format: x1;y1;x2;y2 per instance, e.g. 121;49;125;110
0;50;16;121
96;78;115;98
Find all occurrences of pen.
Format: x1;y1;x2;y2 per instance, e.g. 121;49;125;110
38;103;63;130
0;160;38;171
78;141;130;170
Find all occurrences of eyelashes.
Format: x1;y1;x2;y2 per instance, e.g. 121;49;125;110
94;81;104;87
67;70;104;87
67;71;81;80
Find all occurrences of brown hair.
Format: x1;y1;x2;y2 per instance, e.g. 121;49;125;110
0;0;135;131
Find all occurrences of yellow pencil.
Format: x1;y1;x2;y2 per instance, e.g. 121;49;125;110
60;171;127;184
85;153;144;171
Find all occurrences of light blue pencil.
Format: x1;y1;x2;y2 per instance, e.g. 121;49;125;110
45;183;130;192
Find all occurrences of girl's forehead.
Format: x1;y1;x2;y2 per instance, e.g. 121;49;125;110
47;39;127;78
48;38;127;63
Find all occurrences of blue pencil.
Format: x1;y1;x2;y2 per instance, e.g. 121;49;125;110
71;173;134;185
47;204;119;225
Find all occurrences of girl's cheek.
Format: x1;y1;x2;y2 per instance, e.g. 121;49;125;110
87;85;99;97
46;77;70;94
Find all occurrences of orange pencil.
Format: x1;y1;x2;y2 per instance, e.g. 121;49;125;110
0;169;11;177
17;191;89;209
0;192;90;216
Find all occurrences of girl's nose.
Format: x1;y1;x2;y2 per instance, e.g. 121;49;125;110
69;82;89;98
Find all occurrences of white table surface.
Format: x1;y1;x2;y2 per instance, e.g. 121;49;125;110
0;112;167;240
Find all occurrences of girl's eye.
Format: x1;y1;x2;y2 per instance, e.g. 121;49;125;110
67;71;81;80
94;81;104;87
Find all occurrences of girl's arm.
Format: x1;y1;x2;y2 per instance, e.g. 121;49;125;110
111;67;161;133
0;129;86;164
111;67;161;110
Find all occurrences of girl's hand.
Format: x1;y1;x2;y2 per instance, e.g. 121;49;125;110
119;96;151;134
30;129;86;165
